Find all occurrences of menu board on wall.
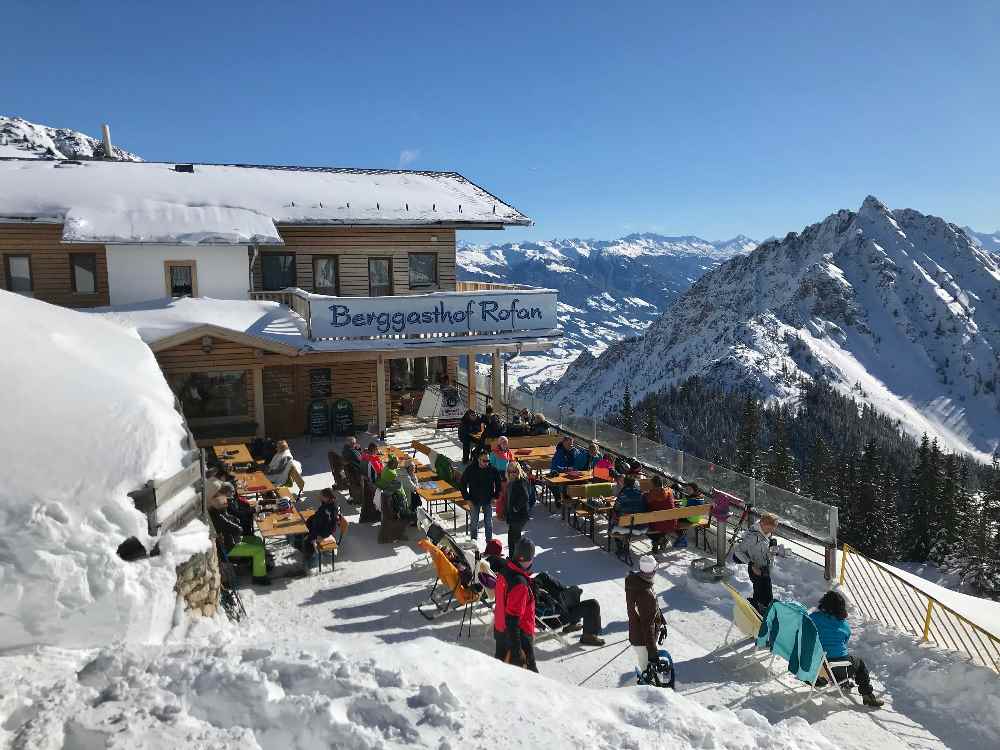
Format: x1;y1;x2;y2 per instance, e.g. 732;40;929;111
309;368;332;399
331;398;354;435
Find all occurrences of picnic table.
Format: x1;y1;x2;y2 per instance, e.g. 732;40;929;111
510;446;556;470
214;443;253;465
258;508;315;538
541;469;595;513
416;480;467;531
232;470;274;498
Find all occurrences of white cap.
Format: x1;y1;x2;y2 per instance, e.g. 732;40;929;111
639;555;658;575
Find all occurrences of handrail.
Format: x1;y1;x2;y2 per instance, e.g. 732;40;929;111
840;544;1000;675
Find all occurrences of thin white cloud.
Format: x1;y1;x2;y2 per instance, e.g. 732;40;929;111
398;148;420;168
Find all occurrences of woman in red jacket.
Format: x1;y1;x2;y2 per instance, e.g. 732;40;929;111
493;537;538;672
643;475;676;552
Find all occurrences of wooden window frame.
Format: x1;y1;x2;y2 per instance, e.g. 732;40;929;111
261;252;297;291
164;260;198;298
69;252;98;294
368;256;394;296
312;255;340;296
3;254;33;296
408;252;438;290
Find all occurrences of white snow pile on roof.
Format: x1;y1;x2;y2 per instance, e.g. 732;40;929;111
0;634;834;750
89;296;307;348
0;291;201;651
0;159;530;245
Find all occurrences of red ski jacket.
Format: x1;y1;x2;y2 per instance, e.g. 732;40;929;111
494;559;536;637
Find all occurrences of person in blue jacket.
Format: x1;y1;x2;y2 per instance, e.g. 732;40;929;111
549;436;578;507
809;590;885;707
610;476;648;556
574;442;601;471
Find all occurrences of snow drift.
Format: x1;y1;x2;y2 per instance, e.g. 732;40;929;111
0;291;199;650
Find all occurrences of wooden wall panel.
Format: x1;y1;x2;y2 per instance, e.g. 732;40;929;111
252;226;457;296
0;224;109;307
155;339;261;371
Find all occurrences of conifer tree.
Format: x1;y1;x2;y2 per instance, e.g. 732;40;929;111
949;457;1000;596
805;436;837;508
643;394;660;442
906;434;935;561
620;384;635;434
930;453;960;564
764;410;796;491
734;395;761;478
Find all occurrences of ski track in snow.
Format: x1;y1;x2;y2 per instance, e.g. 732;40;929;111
2;427;997;749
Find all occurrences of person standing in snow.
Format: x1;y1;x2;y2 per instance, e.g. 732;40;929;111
494;537;539;672
733;512;784;615
501;461;532;550
810;591;885;707
625;555;667;677
459;450;502;544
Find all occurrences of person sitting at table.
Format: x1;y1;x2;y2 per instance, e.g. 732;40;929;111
484;410;506;441
610;476;648;556
574;442;601;471
302;488;342;566
593;454;615;481
208;480;271;586
377;455;399;490
362;442;384;477
398;460;421;522
530;412;552;435
358;443;383;523
376;468;410;544
490;436;514;475
672;482;706;550
265;440;294;485
458;408;484;463
643;475;677;553
549;435;579;507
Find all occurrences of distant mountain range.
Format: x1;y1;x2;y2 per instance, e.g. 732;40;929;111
457;234;757;387
0;115;142;161
540;197;1000;462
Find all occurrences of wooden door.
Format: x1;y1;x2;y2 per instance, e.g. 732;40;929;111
263;367;299;438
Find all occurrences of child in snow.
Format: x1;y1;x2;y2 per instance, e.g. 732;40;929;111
810;591;885;707
625;555;667;679
733;512;786;615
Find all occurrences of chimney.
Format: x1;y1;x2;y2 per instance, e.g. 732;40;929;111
101;123;114;160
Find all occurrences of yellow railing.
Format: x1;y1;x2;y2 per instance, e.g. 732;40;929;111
839;544;1000;674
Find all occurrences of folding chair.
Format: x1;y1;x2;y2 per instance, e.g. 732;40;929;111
713;582;767;671
416;538;487;639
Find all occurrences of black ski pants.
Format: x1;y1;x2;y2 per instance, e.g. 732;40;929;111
831;655;875;696
494;629;538;673
563;599;602;636
748;564;773;616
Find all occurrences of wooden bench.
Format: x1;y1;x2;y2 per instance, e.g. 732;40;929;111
608;503;713;563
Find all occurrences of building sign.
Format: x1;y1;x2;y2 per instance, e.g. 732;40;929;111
308;289;558;340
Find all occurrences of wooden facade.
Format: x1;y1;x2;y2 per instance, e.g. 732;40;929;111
0;224;109;307
254;226;457;295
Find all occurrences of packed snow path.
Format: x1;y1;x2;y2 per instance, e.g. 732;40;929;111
236;428;998;750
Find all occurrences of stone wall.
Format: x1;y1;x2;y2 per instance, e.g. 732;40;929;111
175;546;221;618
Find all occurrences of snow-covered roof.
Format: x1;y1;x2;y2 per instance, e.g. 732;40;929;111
0;158;531;245
87;296;561;354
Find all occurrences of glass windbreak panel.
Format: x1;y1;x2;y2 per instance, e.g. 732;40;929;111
169;371;249;420
313;256;338;294
755;481;835;542
594;421;637;459
636;436;684;479
71;254;97;293
682;453;753;503
262;253;296;291
409;253;437;288
369;258;392;296
6;255;32;295
168;264;194;298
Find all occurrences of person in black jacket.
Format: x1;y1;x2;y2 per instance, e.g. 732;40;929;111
503;462;532;550
342;436;364;506
458;409;484;463
302;488;341;564
459;450;502;543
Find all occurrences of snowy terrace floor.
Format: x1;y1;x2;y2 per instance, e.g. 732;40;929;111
221;424;998;750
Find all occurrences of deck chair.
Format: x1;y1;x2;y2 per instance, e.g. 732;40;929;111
416;538;490;638
755;601;853;710
713;583;766;669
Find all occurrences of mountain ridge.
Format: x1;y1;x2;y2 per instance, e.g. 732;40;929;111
0;115;142;161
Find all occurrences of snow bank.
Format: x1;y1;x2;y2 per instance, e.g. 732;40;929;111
879;560;1000;633
0;634;835;749
0;291;195;651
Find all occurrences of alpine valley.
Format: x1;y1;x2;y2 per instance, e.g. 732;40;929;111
539;197;1000;462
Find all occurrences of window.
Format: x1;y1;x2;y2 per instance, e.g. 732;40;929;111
368;257;393;296
261;253;296;291
4;255;32;296
312;256;339;295
70;253;97;294
408;253;437;289
168;371;249;420
164;260;197;298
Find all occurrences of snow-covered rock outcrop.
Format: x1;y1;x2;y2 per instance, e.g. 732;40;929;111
0;291;197;650
543;197;1000;461
0;115;143;161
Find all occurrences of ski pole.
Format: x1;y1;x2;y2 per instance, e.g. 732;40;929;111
557;637;630;662
578;643;632;686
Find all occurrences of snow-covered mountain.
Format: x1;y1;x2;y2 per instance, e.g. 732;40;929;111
458;234;756;387
542;197;1000;462
965;226;1000;253
0;115;142;161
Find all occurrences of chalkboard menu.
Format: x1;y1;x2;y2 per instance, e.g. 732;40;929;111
331;398;354;435
308;399;330;437
309;368;332;399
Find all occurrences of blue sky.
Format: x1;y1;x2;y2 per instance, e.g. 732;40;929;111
3;0;998;244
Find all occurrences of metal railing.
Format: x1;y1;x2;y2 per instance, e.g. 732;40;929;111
840;544;1000;674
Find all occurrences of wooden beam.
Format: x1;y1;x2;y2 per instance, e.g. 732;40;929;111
491;348;502;407
375;354;387;438
253;367;265;437
466;352;477;410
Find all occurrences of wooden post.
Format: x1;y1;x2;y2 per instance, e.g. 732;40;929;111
253;367;265;437
921;600;934;642
491;349;502;410
375;355;387;438
466;351;477;410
